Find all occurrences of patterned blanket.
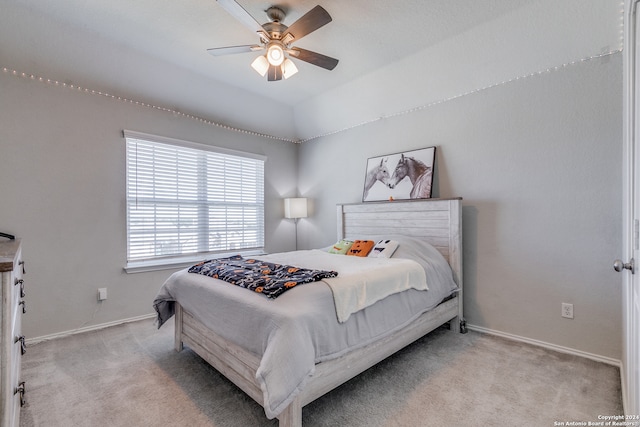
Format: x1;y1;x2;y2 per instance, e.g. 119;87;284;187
188;255;338;299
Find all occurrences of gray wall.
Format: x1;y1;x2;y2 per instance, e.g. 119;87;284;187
0;73;298;339
297;55;622;360
0;0;624;363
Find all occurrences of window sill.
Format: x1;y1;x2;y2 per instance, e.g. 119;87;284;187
124;250;266;274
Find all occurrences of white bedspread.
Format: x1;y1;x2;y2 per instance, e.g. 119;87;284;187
257;250;427;322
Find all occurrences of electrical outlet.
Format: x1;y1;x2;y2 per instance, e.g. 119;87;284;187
561;303;573;319
98;287;108;301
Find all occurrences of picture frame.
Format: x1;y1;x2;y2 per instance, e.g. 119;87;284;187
362;146;436;202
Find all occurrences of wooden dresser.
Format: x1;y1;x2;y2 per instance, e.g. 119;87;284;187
0;239;25;427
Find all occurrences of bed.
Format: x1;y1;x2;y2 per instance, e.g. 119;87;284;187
153;198;464;427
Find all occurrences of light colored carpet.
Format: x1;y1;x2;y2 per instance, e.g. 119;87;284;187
19;319;622;426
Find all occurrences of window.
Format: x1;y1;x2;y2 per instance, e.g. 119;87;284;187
124;130;265;272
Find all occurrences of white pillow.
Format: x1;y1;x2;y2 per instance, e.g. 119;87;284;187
368;239;399;258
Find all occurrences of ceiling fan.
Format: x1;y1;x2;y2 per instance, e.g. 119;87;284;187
208;0;339;81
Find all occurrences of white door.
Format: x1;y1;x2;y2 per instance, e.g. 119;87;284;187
621;0;640;415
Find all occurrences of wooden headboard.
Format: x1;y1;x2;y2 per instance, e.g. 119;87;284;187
336;198;463;288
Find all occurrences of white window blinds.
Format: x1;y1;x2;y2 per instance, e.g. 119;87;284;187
124;131;265;266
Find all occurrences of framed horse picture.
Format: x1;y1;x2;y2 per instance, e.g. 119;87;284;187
362;146;436;202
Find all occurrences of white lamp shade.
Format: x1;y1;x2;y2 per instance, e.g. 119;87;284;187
284;198;308;219
282;58;298;79
251;55;269;76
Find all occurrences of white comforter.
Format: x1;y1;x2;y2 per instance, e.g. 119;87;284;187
258;250;427;322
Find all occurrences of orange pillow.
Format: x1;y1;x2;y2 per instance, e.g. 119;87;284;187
346;240;375;257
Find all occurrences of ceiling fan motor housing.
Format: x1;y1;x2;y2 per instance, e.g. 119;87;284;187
266;6;286;23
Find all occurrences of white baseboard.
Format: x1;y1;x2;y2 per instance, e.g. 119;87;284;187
621;366;629;416
26;313;157;345
26;317;622;369
467;323;621;367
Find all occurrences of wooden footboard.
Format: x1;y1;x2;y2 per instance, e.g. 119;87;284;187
176;304;264;406
175;295;460;427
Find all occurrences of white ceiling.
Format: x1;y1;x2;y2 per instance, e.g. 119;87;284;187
3;0;537;108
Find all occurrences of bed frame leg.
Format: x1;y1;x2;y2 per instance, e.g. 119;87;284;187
449;316;468;334
174;304;184;352
277;398;302;427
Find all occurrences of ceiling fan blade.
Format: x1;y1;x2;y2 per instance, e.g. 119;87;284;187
216;0;270;40
288;47;339;71
281;5;332;42
207;45;262;56
267;64;283;81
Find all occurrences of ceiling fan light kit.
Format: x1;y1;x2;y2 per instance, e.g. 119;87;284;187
209;0;339;82
251;49;297;79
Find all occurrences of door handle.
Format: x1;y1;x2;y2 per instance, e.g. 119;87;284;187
614;258;635;274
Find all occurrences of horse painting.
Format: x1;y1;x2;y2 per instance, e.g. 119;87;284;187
388;154;433;199
363;157;391;200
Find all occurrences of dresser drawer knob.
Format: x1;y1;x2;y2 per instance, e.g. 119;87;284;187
19;300;25;314
19;260;25;274
15;381;25;407
15;335;26;355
